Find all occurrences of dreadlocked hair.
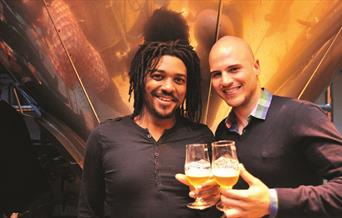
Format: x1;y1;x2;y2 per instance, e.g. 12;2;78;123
128;40;202;123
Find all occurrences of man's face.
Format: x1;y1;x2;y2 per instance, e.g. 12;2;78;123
142;55;187;120
209;43;260;109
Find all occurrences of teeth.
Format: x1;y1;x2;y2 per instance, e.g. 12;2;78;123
158;96;172;102
223;86;240;94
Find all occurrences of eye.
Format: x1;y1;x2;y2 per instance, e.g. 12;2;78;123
211;71;222;79
229;67;239;73
174;76;186;85
151;73;163;81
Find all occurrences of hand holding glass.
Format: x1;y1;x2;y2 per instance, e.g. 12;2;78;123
212;140;240;211
184;143;212;210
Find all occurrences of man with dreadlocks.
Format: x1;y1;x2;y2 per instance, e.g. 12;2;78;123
78;8;221;218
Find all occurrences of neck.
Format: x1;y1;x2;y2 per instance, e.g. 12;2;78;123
234;87;262;131
134;111;176;141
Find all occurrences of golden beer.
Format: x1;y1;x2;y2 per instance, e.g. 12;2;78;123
186;175;210;187
185;167;211;187
213;168;239;188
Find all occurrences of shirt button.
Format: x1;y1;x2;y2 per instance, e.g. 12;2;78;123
147;134;152;138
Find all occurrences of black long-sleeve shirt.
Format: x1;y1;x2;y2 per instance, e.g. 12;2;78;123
78;115;220;218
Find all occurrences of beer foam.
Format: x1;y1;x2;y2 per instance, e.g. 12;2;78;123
185;168;211;177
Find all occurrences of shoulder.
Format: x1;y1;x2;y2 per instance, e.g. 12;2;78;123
179;117;211;132
90;115;132;137
213;117;228;138
271;96;330;130
85;116;133;149
98;115;132;128
271;95;323;114
177;117;214;139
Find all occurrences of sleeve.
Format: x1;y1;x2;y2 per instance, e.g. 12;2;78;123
276;102;342;217
78;128;105;218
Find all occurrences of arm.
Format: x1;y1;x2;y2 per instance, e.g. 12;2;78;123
220;102;342;218
78;129;105;218
275;103;342;217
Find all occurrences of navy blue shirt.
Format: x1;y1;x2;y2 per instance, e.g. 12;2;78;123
216;95;342;218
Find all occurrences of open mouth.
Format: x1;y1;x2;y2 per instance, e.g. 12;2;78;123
153;91;178;103
158;96;173;102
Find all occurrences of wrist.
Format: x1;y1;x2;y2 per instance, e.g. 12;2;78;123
268;189;278;218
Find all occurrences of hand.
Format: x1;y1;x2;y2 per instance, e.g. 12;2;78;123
220;164;270;218
175;173;220;205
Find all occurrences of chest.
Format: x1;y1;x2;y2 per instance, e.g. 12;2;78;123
101;134;187;192
216;119;306;186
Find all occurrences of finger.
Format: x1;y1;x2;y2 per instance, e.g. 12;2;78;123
189;191;195;199
175;174;195;198
197;186;220;200
198;178;218;190
197;184;220;195
224;207;244;218
239;164;261;186
220;187;249;201
175;173;190;186
221;194;248;209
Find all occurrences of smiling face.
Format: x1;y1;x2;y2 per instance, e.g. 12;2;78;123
209;36;261;111
142;55;187;120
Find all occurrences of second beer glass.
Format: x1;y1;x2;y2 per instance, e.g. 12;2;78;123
212;140;240;211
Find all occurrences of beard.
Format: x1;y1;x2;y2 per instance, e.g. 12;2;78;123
143;90;181;120
146;98;180;119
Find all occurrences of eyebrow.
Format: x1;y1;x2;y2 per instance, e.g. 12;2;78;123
149;69;187;78
210;64;242;74
228;64;242;69
210;70;221;74
149;69;165;73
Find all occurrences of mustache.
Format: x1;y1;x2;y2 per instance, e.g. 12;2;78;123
152;90;179;102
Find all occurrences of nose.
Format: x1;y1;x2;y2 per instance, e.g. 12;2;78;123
221;71;233;86
161;78;175;93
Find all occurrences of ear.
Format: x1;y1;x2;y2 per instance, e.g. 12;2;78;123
253;59;261;76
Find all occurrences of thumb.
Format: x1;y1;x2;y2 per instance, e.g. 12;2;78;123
239;164;261;186
175;173;190;186
175;173;196;198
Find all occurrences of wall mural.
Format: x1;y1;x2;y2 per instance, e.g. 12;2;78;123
1;0;341;140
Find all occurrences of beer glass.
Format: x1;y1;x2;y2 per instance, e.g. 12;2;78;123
185;143;212;210
211;140;240;211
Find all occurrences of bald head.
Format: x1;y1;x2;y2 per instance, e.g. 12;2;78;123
208;36;261;110
209;36;255;65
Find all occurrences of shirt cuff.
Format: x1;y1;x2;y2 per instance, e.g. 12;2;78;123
269;189;278;218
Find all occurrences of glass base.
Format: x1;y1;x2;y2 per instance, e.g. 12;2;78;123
187;198;213;210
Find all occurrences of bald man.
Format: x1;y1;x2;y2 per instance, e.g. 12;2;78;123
209;36;342;218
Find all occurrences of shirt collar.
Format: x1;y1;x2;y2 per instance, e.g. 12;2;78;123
225;89;273;130
250;88;273;120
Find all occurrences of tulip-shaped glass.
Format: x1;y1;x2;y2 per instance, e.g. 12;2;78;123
185;143;212;210
211;140;240;211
